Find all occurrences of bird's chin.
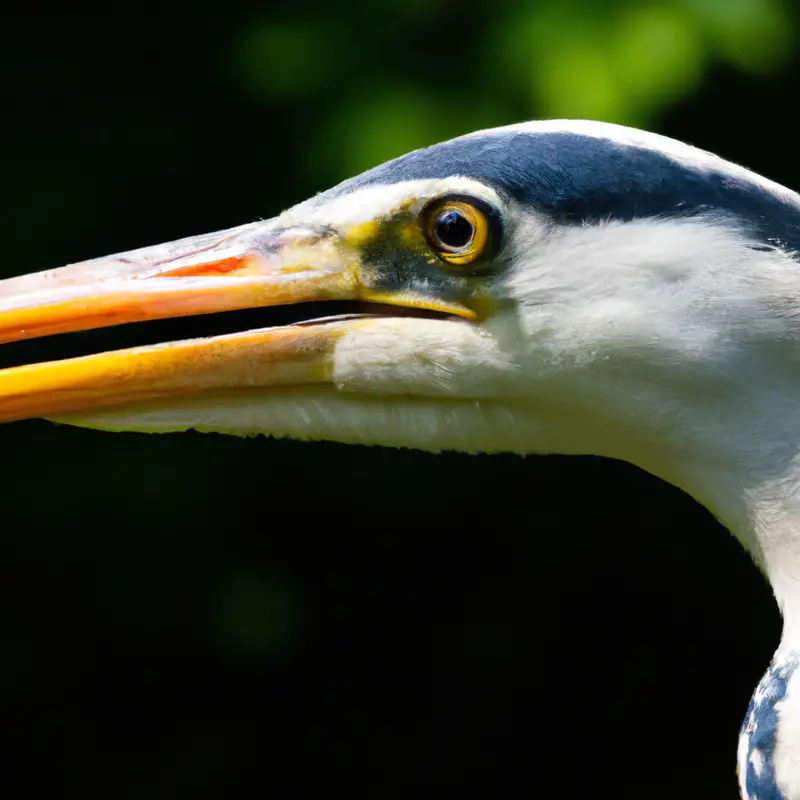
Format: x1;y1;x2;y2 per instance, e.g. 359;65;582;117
49;383;539;456
33;312;503;450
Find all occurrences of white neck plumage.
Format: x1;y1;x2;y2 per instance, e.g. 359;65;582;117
673;380;800;800
502;212;800;799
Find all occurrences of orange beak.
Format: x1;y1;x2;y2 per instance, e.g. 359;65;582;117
0;220;473;424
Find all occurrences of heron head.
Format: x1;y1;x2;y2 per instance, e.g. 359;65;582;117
0;120;798;498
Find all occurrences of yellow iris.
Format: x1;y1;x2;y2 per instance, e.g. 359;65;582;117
424;199;491;266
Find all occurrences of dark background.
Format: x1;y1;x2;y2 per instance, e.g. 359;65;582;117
0;1;796;797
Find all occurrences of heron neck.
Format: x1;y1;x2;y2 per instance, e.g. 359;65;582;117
686;453;800;799
664;448;800;619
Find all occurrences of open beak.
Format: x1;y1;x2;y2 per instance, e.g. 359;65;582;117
0;221;474;424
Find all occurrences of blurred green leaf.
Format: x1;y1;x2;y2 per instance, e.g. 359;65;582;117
233;22;336;98
680;0;793;74
612;5;704;107
533;29;630;123
309;88;446;179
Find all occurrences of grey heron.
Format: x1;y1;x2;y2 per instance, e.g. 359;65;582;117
0;119;795;799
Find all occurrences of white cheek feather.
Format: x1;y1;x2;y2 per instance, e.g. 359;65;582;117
332;318;520;398
508;210;798;344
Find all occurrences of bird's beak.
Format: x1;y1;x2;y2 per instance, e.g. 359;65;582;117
0;222;474;424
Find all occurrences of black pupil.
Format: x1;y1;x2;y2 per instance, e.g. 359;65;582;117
435;210;474;249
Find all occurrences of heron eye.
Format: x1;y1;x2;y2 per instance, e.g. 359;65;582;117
435;210;474;249
423;198;493;266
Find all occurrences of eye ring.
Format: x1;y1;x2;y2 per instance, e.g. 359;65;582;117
423;196;499;267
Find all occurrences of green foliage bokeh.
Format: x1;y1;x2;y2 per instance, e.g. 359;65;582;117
232;0;795;178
